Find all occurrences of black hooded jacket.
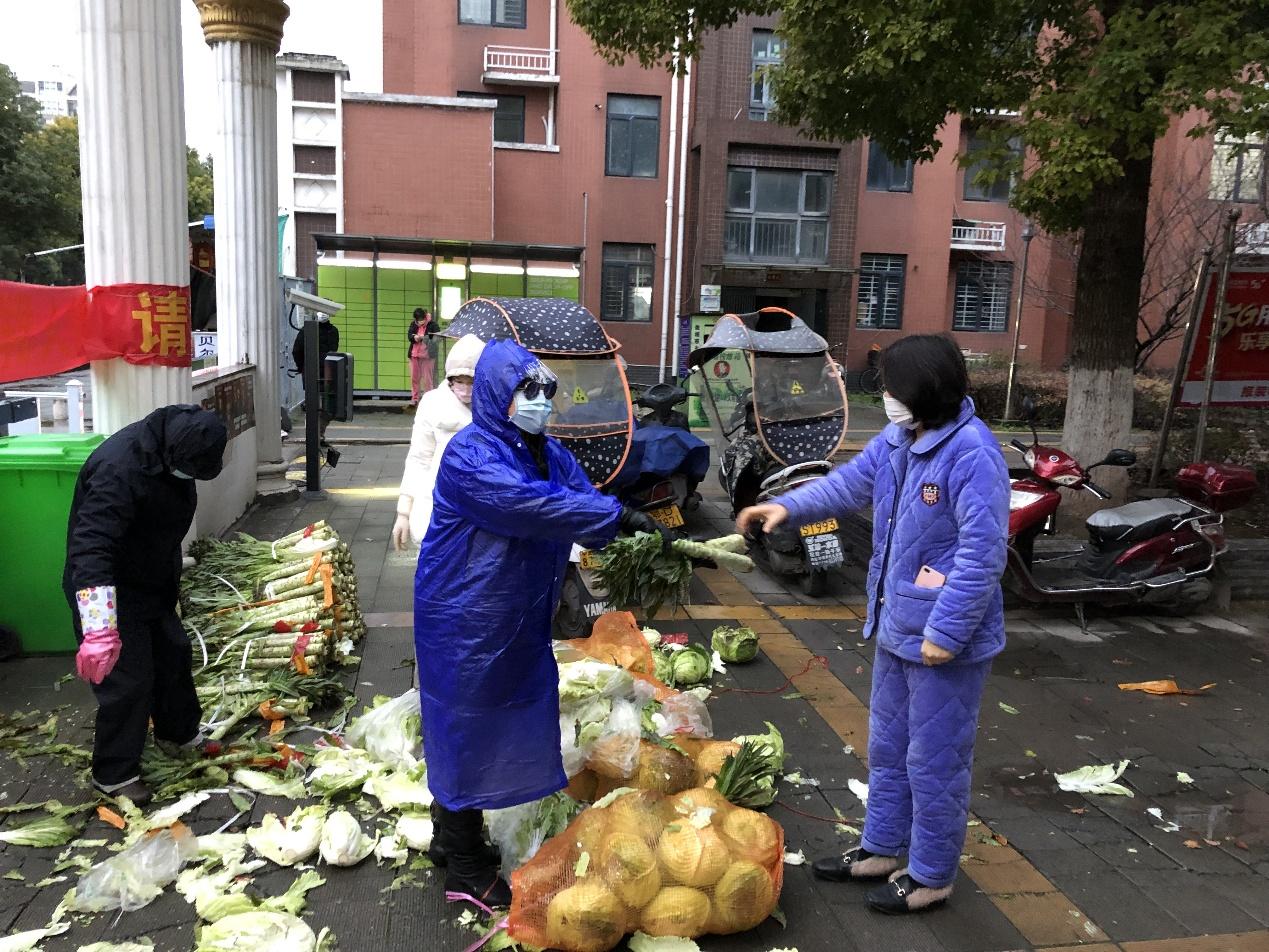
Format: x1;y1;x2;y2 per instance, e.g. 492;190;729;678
63;406;228;617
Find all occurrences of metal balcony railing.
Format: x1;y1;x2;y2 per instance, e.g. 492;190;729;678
1236;221;1269;256
483;46;557;80
950;220;1007;251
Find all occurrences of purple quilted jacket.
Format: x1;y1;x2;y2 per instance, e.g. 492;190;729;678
779;397;1010;664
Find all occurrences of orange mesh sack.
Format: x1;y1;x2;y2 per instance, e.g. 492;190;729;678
508;788;785;952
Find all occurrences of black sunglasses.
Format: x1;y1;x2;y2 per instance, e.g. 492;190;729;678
518;377;558;401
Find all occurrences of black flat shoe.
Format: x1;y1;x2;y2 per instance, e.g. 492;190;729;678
812;847;900;882
93;778;153;807
866;873;953;914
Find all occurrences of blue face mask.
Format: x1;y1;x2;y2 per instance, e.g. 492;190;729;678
510;391;553;434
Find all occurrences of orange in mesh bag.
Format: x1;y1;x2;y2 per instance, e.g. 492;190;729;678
509;788;785;952
563;612;676;700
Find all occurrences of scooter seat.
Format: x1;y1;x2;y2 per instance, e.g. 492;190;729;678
1085;497;1197;550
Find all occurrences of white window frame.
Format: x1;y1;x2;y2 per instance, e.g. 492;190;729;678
750;30;784;121
1210;132;1265;203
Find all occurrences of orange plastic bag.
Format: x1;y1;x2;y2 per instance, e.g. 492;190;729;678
564;612;676;701
509;788;785;952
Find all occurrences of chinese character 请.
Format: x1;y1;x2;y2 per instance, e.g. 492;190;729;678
132;290;190;357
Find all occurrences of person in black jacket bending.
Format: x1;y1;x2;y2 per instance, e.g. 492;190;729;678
63;405;228;804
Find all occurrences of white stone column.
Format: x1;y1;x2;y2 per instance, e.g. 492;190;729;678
194;0;290;465
79;0;193;433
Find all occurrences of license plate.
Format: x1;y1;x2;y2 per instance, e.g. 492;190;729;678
579;550;601;570
802;530;844;569
648;504;685;528
799;518;839;537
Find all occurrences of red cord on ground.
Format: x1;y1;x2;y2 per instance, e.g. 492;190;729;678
716;654;830;695
774;799;864;826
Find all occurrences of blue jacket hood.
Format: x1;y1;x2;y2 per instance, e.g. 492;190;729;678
472;339;550;444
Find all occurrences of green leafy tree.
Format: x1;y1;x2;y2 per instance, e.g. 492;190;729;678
568;0;1269;470
0;63;59;280
187;147;214;223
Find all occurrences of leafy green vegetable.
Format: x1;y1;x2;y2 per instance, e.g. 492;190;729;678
246;805;327;867
668;645;712;686
232;767;307;800
306;747;379;798
195;911;317;952
318;810;375;867
711;625;759;663
0;815;80;847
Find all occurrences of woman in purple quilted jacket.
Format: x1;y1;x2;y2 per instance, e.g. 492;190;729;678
738;334;1010;914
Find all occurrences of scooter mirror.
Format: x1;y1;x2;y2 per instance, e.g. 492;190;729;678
1102;448;1137;467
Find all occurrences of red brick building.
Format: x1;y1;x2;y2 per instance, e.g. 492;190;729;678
283;4;1266;379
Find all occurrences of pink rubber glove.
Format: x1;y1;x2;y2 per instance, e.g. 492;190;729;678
77;628;121;685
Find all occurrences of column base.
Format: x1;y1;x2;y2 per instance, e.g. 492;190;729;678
256;460;299;505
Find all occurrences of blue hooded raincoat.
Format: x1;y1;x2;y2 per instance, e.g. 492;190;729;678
413;340;623;811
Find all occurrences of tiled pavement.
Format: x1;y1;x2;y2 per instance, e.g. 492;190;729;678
1;442;1268;951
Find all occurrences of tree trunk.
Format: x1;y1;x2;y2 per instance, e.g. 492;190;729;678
1060;150;1153;522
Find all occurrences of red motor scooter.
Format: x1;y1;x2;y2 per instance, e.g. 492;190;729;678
1005;403;1256;612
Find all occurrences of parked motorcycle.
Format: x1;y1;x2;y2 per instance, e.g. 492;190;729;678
689;307;850;596
1005;399;1256;612
620;381;708;517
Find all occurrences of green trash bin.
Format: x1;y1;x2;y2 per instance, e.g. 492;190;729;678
0;434;105;654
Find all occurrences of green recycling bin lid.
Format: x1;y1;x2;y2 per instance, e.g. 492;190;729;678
0;434;104;468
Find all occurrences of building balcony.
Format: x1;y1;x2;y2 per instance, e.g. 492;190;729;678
482;46;559;85
951;219;1007;251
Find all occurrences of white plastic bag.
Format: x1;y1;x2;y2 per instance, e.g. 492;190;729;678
72;826;200;912
345;690;422;770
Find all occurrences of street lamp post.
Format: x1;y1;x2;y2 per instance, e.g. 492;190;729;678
1002;220;1035;422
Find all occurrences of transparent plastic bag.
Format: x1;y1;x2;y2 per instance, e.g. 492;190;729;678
657;693;713;740
72;825;200;912
486;792;581;872
586;700;642;780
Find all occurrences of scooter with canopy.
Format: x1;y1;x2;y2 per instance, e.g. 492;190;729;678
689;307;850;595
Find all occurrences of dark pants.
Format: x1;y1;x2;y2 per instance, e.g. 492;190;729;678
89;611;201;785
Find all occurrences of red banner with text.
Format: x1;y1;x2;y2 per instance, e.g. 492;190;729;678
0;280;192;384
1181;268;1269;407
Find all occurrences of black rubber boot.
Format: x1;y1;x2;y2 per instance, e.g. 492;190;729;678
428;803;500;868
440;806;511;909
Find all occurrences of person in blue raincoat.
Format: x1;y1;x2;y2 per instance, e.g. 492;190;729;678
738;334;1009;915
413;339;666;908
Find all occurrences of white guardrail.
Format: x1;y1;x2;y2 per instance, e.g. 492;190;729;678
483;46;554;75
3;380;86;433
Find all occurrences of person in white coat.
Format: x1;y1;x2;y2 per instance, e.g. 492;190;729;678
391;333;486;549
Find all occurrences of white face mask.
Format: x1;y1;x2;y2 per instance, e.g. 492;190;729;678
510;391;553;434
449;381;473;405
883;393;918;430
171;469;195;480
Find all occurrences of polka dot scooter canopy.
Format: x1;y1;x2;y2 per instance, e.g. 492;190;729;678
442;297;618;355
442;296;632;486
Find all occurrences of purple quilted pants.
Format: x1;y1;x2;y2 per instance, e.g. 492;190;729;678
860;646;992;888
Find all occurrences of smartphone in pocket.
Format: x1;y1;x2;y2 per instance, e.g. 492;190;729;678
915;565;946;589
